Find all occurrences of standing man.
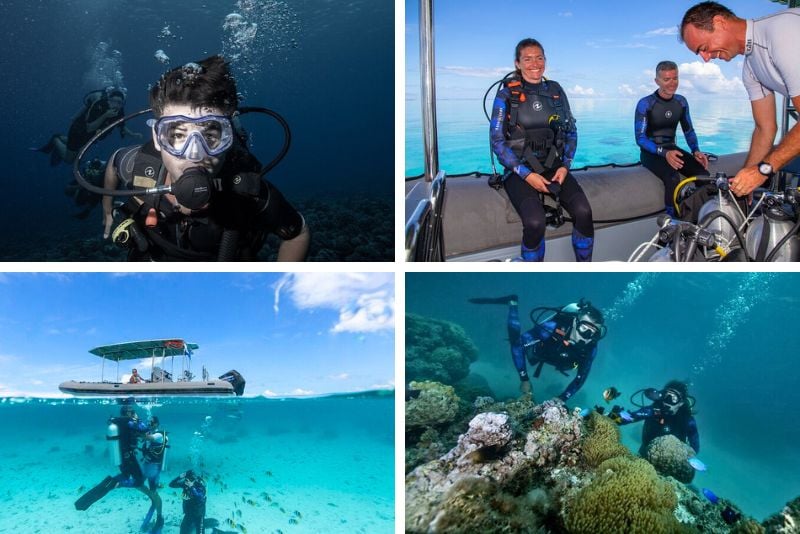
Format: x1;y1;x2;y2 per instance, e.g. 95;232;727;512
635;60;709;216
680;2;800;196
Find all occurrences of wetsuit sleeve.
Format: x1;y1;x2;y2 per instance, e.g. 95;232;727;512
558;85;577;167
168;475;185;488
559;344;595;402
678;97;700;153
513;330;534;380
687;416;700;453
490;86;531;178
617;405;654;425
635;96;660;155
258;180;305;240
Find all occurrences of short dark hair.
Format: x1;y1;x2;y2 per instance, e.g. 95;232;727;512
679;2;736;42
108;89;125;100
515;38;545;62
149;55;239;118
656;61;678;76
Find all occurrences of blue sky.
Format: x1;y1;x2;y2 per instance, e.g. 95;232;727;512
406;0;785;100
0;272;394;398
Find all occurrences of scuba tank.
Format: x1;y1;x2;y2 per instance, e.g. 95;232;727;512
745;200;800;261
696;173;745;250
107;421;121;467
161;432;169;473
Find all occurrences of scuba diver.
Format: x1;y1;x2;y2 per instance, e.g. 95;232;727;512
469;295;606;403
64;158;105;220
635;60;709;217
169;470;207;534
75;401;164;533
31;87;140;166
141;415;168;490
489;38;594;262
612;380;700;456
78;55;310;261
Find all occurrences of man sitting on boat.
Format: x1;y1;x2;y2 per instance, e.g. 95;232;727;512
129;368;145;383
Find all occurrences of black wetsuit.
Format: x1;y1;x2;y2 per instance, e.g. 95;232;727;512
111;415;148;486
618;402;700;456
635;91;704;213
170;473;207;534
490;77;593;261
112;140;304;261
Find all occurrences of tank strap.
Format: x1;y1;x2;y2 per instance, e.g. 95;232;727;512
755;215;772;261
505;78;526;130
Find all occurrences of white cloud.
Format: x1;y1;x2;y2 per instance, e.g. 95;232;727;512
274;273;394;334
440;66;510;79
262;389;279;397
330;373;349;380
678;61;744;95
369;380;395;390
558;11;572;17
571;85;596;96
292;388;314;396
644;27;678;37
618;84;636;97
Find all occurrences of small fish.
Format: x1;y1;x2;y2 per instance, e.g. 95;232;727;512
77;485;86;493
260;492;272;502
579;407;591;418
279;507;286;513
292;511;302;519
249;476;256;483
702;488;719;504
246;498;257;506
241;496;246;503
688;457;707;471
236;509;242;518
603;386;621;403
265;470;273;477
288;518;298;525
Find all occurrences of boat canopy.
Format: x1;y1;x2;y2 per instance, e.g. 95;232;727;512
88;339;199;361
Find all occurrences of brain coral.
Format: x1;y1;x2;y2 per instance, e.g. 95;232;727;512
645;434;696;484
581;411;631;468
564;456;681;534
406;313;479;384
406;380;461;428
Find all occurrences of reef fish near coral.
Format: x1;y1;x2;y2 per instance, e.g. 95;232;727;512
688;457;707;471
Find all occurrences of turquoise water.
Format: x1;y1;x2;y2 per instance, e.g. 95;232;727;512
0;393;394;533
405;96;756;177
406;272;799;521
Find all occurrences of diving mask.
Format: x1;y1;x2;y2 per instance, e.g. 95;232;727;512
151;114;234;161
661;388;684;415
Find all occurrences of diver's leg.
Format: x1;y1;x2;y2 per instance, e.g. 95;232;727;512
560;173;595;262
642;150;680;217
51;135;69;166
74;475;118;510
504;174;546;261
138;486;163;533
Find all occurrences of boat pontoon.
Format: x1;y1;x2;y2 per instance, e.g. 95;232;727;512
58;339;245;396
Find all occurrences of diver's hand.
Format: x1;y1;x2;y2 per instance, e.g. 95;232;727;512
519;380;532;398
693;151;709;170
665;149;684;170
552;167;568;185
103;213;114;239
730;166;768;197
523;172;551;194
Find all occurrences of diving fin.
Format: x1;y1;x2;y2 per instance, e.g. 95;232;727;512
30;135;55;153
468;294;518;305
140;504;156;531
75;476;117;511
149;515;164;534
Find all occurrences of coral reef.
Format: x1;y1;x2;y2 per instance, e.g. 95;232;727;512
580;411;630;468
563;456;681;533
523;400;583;470
762;495;800;533
406;381;461;429
644;434;696;484
406;314;479;384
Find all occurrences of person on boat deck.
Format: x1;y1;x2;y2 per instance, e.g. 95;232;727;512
31;87;141;166
101;55;310;261
130;368;145;383
680;2;800;197
75;403;164;533
469;295;605;403
635;60;709;217
490;38;594;262
170;470;207;534
612;380;700;457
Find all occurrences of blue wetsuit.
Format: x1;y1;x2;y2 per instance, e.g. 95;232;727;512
634;91;702;214
491;77;593;261
619;403;700;456
507;303;596;401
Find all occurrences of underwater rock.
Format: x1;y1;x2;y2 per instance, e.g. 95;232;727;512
442;412;512;468
645;434;696;484
406;381;461;429
523;400;583;470
406;313;479;384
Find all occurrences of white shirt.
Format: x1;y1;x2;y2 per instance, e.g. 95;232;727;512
742;9;800;101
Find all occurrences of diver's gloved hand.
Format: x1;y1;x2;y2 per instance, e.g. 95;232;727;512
608;405;632;424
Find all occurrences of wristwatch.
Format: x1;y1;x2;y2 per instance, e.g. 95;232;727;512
758;161;776;179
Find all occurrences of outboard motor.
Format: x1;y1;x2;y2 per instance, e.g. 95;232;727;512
745;191;800;261
219;369;246;396
696;173;745;249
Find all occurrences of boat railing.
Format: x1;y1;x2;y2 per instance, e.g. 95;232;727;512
405;170;446;261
